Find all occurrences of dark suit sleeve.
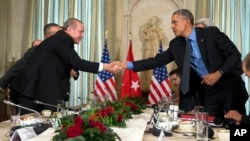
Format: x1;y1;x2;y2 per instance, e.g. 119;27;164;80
241;116;250;125
207;27;242;74
52;34;99;73
133;49;174;72
73;70;80;80
0;47;35;88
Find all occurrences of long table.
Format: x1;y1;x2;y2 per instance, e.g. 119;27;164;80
0;108;227;141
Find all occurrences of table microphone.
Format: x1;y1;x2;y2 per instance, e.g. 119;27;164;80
33;100;61;110
3;100;49;136
3;100;43;123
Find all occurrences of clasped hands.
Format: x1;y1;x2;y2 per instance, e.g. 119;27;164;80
103;61;127;74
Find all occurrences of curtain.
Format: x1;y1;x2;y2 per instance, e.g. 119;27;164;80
23;0;105;107
0;0;9;75
195;0;250;113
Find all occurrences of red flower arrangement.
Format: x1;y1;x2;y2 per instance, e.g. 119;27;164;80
52;96;145;141
52;111;121;141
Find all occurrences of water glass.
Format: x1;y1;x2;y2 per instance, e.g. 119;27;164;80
194;106;204;113
57;100;65;112
195;112;209;141
10;107;21;127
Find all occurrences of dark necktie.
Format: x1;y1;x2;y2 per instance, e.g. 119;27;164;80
180;39;190;94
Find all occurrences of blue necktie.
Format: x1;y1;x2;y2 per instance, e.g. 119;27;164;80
180;39;190;94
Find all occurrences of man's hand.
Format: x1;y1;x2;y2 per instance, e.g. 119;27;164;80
224;110;242;122
201;71;222;86
111;61;127;69
103;63;122;74
70;69;78;77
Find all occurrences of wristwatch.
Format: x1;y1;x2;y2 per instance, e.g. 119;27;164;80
218;69;224;75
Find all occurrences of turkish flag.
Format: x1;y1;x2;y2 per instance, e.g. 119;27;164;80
120;40;141;99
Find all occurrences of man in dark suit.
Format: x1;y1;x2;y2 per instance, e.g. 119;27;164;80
9;18;121;114
0;23;61;93
115;9;248;119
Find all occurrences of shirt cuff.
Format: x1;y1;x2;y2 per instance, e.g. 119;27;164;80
127;62;134;69
98;63;103;71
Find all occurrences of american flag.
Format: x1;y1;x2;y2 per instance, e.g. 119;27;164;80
94;40;117;102
148;41;171;104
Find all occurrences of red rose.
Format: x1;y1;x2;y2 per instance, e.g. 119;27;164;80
66;125;83;138
89;120;107;132
74;116;83;127
125;101;137;111
61;124;66;130
117;114;123;122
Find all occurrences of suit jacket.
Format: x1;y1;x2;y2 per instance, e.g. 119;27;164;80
0;47;35;89
241;116;250;125
133;27;248;112
10;30;99;108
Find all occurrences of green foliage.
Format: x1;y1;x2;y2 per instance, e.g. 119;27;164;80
52;96;146;141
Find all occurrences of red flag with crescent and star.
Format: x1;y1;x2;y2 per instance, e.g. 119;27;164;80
120;39;141;99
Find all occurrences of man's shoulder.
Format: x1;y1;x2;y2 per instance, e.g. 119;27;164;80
196;26;220;34
170;36;185;45
46;30;73;44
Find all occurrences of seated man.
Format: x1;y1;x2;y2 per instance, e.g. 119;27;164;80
169;68;181;104
169;68;199;114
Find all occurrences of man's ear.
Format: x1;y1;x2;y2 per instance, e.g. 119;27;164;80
64;27;72;34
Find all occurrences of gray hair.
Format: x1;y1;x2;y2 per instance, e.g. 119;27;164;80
195;18;215;27
172;9;194;25
62;18;83;30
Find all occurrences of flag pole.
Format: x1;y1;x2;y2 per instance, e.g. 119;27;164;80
129;32;132;40
159;31;163;43
105;30;108;39
105;30;108;44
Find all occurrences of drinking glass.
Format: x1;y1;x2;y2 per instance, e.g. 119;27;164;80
195;112;209;141
194;106;204;113
10;106;21;128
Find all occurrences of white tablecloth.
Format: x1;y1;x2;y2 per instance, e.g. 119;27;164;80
1;108;229;141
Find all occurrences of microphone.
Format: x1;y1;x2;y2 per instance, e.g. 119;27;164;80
33;100;62;110
3;100;49;137
3;100;43;123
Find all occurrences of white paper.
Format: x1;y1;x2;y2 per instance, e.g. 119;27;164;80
10;127;37;141
157;130;165;141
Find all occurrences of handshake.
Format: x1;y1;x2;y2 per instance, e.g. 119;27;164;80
103;61;128;74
